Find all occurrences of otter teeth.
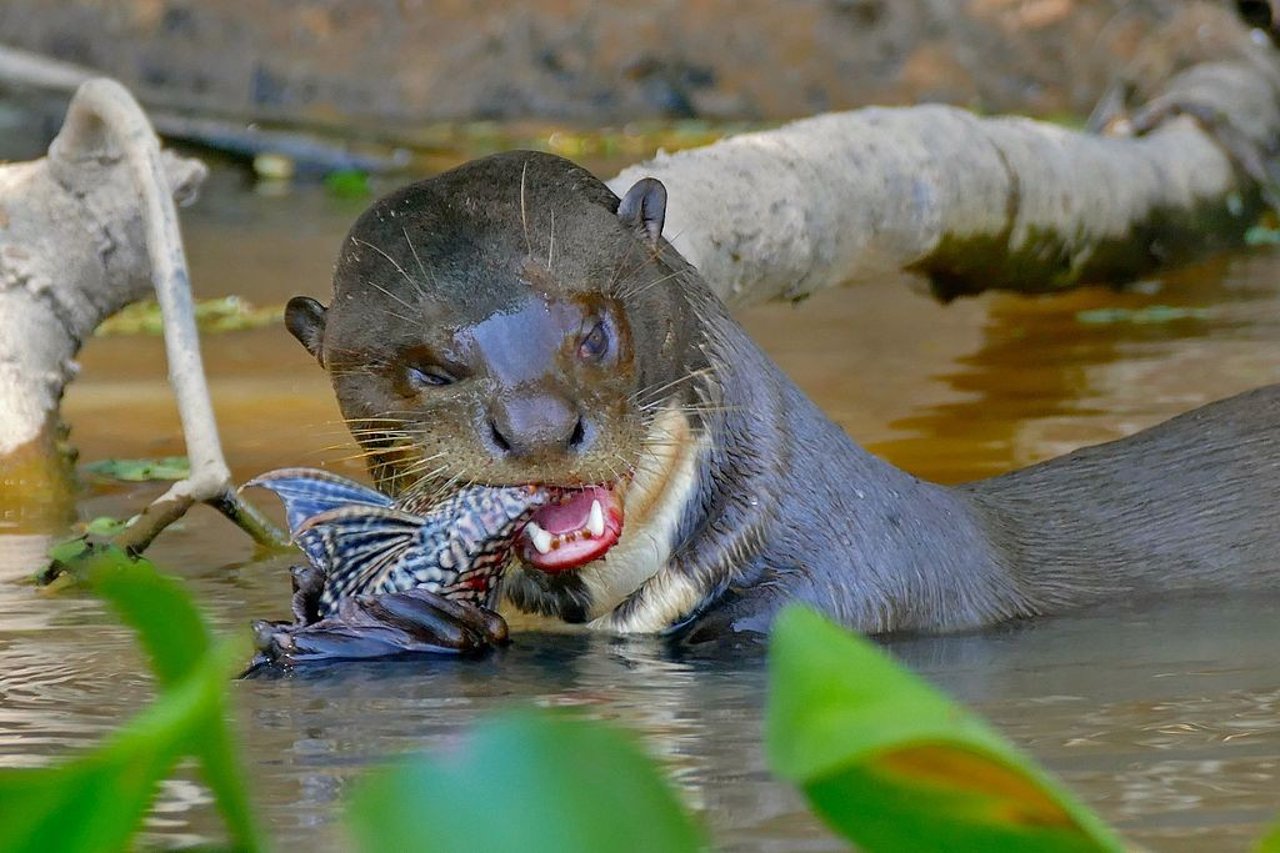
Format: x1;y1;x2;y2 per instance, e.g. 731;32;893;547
588;500;605;538
527;522;554;555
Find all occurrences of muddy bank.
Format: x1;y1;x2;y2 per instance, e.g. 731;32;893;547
0;1;1219;126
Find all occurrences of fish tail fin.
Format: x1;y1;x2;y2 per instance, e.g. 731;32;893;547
243;467;393;535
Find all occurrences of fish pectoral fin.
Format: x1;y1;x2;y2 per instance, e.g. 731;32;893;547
294;504;424;535
295;505;427;597
243;467;394;534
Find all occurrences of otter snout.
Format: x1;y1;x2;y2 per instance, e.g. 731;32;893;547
485;392;592;462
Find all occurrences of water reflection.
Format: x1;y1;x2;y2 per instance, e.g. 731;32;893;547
876;253;1280;480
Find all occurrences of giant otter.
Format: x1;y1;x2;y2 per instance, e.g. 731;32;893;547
281;150;1280;652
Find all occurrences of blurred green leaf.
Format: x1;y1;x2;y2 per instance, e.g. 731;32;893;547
347;709;704;853
766;606;1124;853
92;556;261;848
83;456;190;482
325;169;371;198
91;553;211;687
0;648;222;853
0;555;263;852
1258;820;1280;852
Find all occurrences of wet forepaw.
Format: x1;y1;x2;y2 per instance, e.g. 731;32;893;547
289;564;326;625
246;587;509;670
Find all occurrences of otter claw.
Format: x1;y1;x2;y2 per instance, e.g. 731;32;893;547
289;564;325;624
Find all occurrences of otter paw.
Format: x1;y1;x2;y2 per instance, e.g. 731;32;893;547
246;587;509;670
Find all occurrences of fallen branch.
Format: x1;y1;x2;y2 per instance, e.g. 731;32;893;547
0;44;407;176
608;3;1280;306
0;78;285;552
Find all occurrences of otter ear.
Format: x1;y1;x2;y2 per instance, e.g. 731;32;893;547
617;177;667;246
285;296;328;366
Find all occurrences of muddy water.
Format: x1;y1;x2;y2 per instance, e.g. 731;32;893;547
4;164;1280;850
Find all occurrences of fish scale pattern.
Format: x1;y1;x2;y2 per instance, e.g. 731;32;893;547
246;468;547;616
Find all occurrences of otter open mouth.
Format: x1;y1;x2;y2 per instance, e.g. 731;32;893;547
518;485;624;572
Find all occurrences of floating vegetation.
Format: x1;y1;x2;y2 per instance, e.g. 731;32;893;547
83;456;190;482
96;296;284;336
1245;222;1280;246
324;168;372;198
1075;305;1212;325
394;119;766;174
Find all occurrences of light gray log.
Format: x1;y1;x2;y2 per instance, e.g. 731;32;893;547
608;9;1280;307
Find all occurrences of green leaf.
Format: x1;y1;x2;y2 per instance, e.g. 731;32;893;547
46;536;89;566
84;516;129;537
93;559;262;848
0;557;264;852
766;606;1125;853
83;456;191;482
0;638;235;853
325;169;371;198
91;551;210;687
347;709;704;853
1257;819;1280;852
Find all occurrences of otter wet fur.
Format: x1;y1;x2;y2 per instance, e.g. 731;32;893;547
274;149;1280;659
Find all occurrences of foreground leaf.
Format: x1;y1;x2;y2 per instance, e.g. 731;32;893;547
347;709;704;853
0;639;236;853
91;556;261;847
92;553;211;686
766;606;1124;853
1258;819;1280;852
0;552;263;852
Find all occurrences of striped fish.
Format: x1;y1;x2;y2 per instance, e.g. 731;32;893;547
246;468;547;616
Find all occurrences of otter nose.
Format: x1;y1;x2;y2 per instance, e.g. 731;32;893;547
486;393;589;460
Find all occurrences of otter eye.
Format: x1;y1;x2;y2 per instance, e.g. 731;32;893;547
407;365;455;388
578;321;609;361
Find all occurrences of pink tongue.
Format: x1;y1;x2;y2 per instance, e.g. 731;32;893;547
531;487;611;533
520;485;624;573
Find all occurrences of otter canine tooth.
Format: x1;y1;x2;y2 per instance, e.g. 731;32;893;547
588;499;605;538
527;522;554;554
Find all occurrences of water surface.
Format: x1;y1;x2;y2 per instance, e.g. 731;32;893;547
4;164;1280;850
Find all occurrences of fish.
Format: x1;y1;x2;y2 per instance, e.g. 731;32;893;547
245;468;548;616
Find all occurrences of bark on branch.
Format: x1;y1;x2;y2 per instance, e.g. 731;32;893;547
0;78;284;552
608;4;1280;306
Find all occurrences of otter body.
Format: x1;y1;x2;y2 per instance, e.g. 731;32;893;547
285;151;1280;645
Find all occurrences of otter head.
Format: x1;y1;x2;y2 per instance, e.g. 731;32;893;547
285;151;710;577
